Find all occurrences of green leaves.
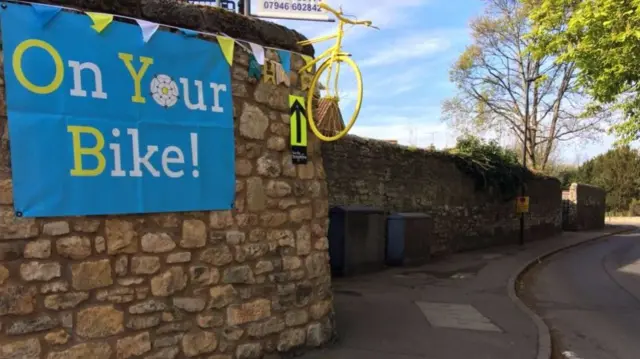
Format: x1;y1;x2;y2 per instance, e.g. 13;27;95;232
447;135;525;199
530;0;640;144
443;0;608;171
569;146;640;211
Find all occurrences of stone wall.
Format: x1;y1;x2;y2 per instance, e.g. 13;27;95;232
0;2;334;359
322;136;563;254
562;183;606;231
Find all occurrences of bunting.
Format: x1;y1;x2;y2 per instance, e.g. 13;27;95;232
273;62;290;87
180;28;198;37
300;71;313;91
276;49;291;72
248;55;262;80
135;19;160;43
249;42;265;65
301;55;314;72
263;60;277;85
216;35;235;65
19;3;313;77
31;3;61;27
86;12;113;33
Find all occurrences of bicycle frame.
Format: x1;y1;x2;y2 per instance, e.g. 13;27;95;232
297;32;345;73
297;14;351;98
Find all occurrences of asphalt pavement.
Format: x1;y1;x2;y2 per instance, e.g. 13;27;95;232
525;229;640;359
301;225;633;359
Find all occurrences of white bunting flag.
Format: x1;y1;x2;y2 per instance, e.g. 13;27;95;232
273;62;290;87
249;42;265;65
135;19;160;43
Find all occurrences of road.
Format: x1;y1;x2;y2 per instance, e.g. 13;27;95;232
525;229;640;359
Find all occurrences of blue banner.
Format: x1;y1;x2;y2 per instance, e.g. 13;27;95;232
0;3;235;217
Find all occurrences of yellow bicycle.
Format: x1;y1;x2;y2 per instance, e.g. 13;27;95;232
297;2;377;142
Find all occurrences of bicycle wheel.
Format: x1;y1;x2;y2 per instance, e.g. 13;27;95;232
306;55;363;142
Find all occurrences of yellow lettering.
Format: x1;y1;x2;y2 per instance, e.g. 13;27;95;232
118;53;153;104
67;126;106;177
12;39;64;94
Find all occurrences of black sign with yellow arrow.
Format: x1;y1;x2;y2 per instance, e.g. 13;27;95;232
289;95;308;165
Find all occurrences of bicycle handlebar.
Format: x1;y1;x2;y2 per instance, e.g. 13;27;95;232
319;2;376;28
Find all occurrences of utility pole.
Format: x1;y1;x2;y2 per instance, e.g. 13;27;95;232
519;74;542;246
519;79;529;246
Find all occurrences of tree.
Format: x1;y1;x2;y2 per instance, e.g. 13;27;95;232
570;146;640;212
528;0;640;144
449;134;520;166
447;134;524;198
442;0;609;170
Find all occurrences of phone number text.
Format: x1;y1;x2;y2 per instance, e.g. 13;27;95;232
262;1;323;12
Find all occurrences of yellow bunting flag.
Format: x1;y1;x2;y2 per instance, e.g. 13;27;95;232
274;62;290;87
216;35;235;66
300;71;312;91
263;60;277;85
86;12;113;33
301;55;314;72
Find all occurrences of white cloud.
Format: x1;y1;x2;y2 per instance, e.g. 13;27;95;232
359;37;451;67
351;121;458;149
339;0;427;29
349;103;460;149
361;64;434;100
270;0;429;45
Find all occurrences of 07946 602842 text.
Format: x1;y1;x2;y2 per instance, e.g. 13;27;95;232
261;1;323;12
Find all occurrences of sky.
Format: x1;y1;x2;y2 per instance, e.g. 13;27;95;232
254;0;617;164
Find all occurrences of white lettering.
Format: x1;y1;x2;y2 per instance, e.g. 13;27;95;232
68;60;108;99
190;133;199;178
127;128;160;177
161;146;185;178
210;83;227;113
179;78;207;111
109;128;126;177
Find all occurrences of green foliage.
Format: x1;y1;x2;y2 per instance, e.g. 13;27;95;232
543;163;579;189
529;0;640;144
448;135;527;199
628;198;640;217
443;0;608;170
569;146;640;212
450;135;520;165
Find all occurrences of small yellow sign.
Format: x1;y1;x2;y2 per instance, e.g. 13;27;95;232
289;95;308;164
289;95;308;147
516;196;530;214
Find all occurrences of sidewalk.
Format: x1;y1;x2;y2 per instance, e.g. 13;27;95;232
302;224;636;359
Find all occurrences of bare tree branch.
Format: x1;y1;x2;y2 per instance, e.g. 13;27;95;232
441;0;609;170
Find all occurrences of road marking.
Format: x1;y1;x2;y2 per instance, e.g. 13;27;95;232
415;302;502;332
619;259;640;275
562;351;584;359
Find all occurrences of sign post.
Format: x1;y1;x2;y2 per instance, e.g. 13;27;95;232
516;196;530;214
289;95;308;165
253;0;332;22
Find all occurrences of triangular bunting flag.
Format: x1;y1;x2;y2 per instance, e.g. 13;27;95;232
135;19;159;43
276;49;291;72
180;28;198;37
31;3;61;27
216;35;235;65
248;55;262;80
86;12;114;33
301;55;314;72
248;42;265;65
273;62;290;87
263;60;276;85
